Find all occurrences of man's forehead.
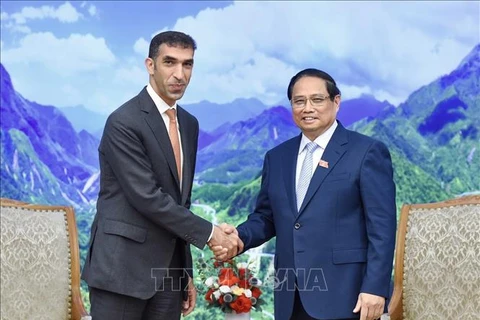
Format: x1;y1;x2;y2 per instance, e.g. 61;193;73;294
293;85;328;96
158;43;194;59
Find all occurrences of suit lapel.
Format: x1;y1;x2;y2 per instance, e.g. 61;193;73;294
177;106;193;205
283;135;302;217
141;88;181;189
298;123;349;214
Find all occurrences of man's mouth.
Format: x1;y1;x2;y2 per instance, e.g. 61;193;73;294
169;84;185;90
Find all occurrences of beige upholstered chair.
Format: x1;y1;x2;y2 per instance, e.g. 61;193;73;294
388;195;480;320
0;198;28;206
0;198;90;320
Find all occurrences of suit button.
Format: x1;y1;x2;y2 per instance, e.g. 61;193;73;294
294;223;301;230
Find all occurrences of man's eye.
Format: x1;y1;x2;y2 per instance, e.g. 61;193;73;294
294;100;305;105
311;98;324;104
164;60;174;65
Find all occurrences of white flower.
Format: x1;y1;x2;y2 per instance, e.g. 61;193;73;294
213;290;221;300
219;285;231;294
237;262;248;269
244;289;252;298
205;276;217;287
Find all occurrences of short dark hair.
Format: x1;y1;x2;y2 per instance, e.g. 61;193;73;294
148;31;197;60
287;68;341;101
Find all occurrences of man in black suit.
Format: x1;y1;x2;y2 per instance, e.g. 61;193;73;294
81;31;241;320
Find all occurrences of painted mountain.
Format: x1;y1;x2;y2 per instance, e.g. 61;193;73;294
0;63;100;207
337;94;395;127
183;98;271;132
195;106;300;183
351;43;479;200
59;105;108;138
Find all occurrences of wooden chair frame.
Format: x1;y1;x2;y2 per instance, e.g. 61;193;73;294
388;195;480;320
0;198;90;320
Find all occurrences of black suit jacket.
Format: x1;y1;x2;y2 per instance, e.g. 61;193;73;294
82;87;212;299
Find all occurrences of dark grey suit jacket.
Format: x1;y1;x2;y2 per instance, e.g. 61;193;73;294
81;87;212;299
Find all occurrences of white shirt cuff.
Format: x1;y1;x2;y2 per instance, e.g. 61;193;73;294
207;224;215;242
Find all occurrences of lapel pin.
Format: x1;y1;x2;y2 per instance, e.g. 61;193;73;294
319;159;329;168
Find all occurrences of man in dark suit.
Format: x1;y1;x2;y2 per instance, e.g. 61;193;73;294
81;31;241;320
217;69;396;320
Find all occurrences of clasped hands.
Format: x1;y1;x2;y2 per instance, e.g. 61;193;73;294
207;223;243;261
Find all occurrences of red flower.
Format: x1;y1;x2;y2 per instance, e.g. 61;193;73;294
230;294;252;313
218;295;225;305
218;268;240;286
251;287;262;299
205;288;215;302
238;268;247;279
238;279;250;289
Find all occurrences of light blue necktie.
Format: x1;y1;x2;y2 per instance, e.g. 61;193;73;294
296;142;319;211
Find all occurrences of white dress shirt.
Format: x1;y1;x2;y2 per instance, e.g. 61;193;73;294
146;84;184;184
295;120;338;189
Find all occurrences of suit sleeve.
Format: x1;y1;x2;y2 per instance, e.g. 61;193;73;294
359;140;397;298
184;121;199;279
101;112;212;249
237;151;276;251
184;120;199;210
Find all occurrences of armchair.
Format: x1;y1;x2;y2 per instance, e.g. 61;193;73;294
388;195;480;319
0;198;91;320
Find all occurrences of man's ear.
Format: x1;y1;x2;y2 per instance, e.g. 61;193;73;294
334;95;341;111
145;57;154;76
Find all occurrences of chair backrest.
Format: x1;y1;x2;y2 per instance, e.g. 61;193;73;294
389;195;480;320
0;198;87;320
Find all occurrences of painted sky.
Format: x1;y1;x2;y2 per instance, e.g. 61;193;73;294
1;1;479;114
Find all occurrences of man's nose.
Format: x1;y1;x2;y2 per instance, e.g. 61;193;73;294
303;99;314;111
172;64;185;80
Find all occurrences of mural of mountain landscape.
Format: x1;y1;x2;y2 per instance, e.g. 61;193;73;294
1;43;479;316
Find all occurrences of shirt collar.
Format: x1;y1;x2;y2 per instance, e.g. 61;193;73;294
146;83;177;114
298;120;338;154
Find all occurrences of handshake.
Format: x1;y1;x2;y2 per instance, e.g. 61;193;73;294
207;223;243;261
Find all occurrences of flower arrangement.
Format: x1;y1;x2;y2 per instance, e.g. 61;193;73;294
196;258;265;315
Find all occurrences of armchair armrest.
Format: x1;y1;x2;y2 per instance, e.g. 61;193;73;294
388;286;403;320
72;285;90;320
